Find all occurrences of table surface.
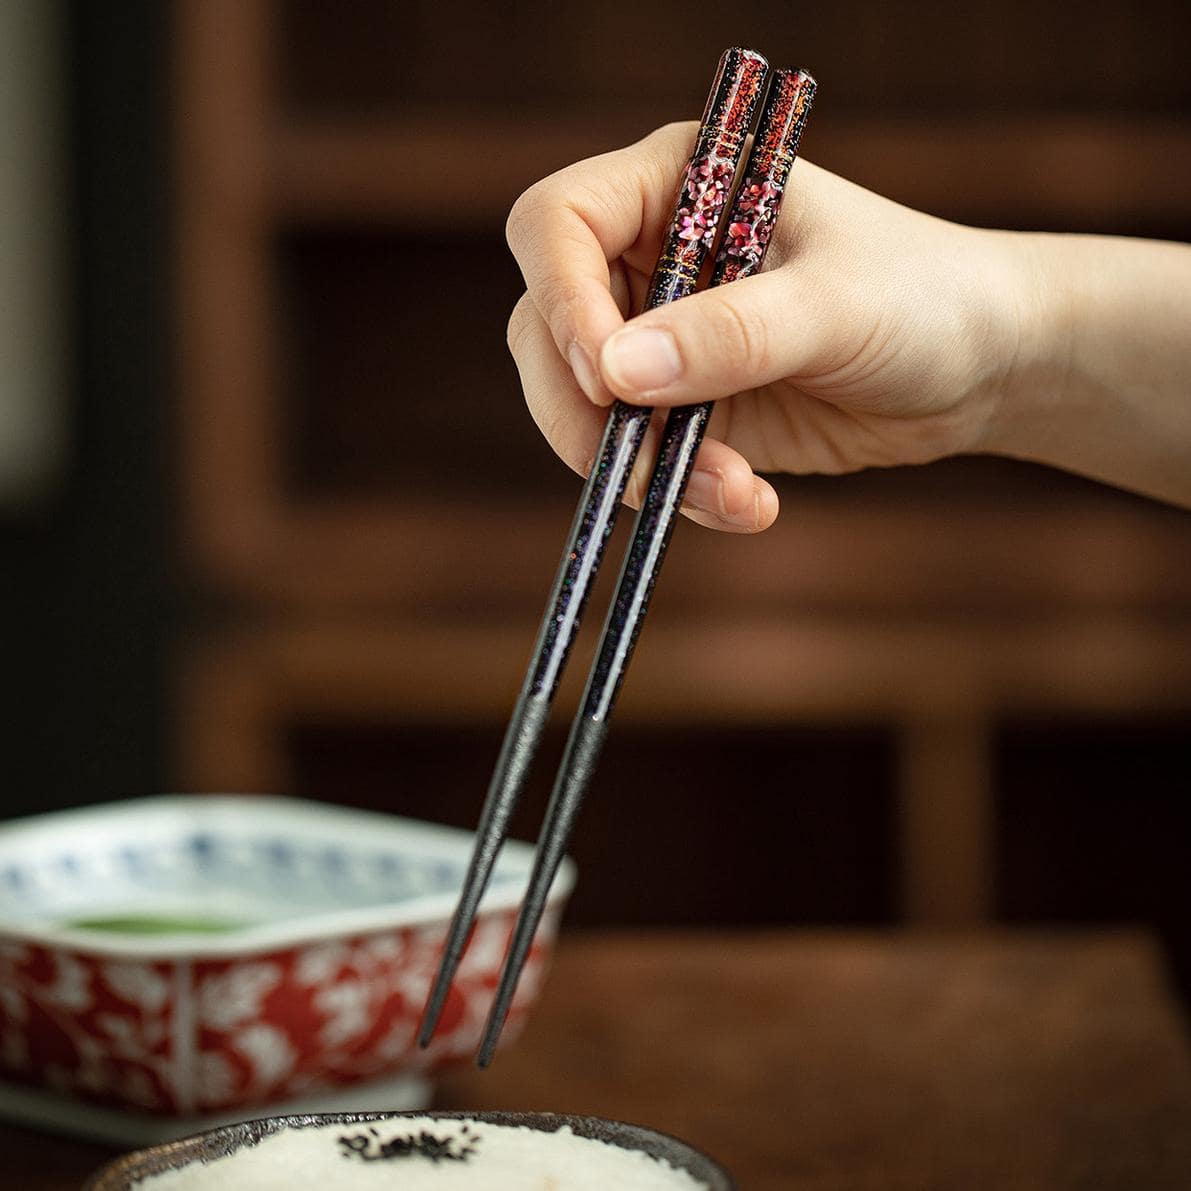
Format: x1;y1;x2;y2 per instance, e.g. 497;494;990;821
8;929;1191;1190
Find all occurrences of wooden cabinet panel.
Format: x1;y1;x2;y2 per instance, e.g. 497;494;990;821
278;229;564;498
997;718;1191;996
289;720;896;927
174;0;1191;942
279;0;1191;115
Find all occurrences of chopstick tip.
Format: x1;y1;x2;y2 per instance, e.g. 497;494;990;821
475;1018;505;1068
417;975;453;1049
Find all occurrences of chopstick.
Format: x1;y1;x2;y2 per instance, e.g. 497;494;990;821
418;46;770;1050
475;68;817;1067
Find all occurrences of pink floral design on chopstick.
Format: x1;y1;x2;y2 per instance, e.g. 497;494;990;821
673;155;736;247
718;176;781;267
642;48;768;308
713;68;817;283
735;178;781;217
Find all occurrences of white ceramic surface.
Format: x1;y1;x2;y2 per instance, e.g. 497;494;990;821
0;795;575;1132
0;795;575;955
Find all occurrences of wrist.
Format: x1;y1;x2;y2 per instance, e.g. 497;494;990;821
972;230;1075;460
971;231;1191;507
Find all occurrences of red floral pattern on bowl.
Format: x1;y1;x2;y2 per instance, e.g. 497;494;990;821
0;797;572;1116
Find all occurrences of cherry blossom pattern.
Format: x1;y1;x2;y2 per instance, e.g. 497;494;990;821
0;941;179;1110
0;908;560;1116
674;155;736;250
717;176;781;270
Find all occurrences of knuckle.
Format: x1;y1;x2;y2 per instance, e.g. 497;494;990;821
505;183;548;253
646;119;698;148
705;293;768;376
505;294;536;358
534;276;588;324
531;400;585;475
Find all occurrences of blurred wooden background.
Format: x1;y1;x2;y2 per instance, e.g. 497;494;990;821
171;2;1191;985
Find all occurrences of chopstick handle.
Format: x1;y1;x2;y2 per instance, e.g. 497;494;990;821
418;48;768;1051
526;45;771;701
586;69;817;720
477;69;817;1065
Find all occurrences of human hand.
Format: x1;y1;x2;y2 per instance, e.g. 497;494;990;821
504;121;1029;532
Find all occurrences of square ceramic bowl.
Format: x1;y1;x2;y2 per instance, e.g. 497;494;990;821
0;796;573;1142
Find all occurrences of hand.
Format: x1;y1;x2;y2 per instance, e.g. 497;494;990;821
504;121;1028;532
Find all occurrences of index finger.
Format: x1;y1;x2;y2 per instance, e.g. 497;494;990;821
504;122;695;403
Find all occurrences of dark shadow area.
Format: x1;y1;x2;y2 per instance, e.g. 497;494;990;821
290;721;897;928
1;2;171;818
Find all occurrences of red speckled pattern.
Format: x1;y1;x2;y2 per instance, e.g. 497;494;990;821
646;47;769;306
715;68;817;283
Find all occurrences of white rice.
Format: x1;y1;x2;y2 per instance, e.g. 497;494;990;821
137;1115;711;1190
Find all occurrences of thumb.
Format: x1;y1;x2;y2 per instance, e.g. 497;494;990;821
596;268;828;406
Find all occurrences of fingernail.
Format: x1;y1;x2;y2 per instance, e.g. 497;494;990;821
567;341;599;402
684;468;725;516
601;327;683;394
725;492;761;531
716;492;761;532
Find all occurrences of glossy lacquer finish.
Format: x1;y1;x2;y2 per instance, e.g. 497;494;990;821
475;69;818;1067
418;49;770;1053
589;69;817;722
529;46;772;703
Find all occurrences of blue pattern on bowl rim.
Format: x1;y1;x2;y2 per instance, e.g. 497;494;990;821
0;795;573;956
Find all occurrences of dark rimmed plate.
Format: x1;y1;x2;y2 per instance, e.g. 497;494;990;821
86;1110;735;1189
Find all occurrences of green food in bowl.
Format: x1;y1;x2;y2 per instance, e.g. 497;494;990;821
65;914;246;934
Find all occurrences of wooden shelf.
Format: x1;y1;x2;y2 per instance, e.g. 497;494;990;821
174;1;1191;609
172;0;1191;933
271;112;1191;228
184;613;1191;724
178;611;1191;925
182;492;1191;613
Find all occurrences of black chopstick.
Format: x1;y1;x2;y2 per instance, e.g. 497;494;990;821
417;47;771;1050
476;69;817;1067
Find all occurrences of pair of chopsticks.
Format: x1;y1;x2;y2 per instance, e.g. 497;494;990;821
419;48;817;1066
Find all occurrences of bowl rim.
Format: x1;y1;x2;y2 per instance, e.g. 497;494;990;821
84;1110;736;1191
0;795;576;959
